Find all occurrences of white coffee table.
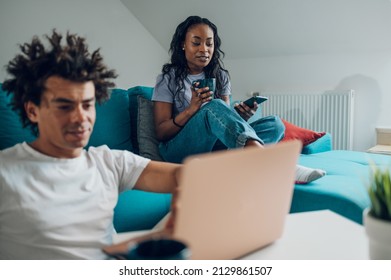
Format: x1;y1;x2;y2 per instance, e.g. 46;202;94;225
114;210;368;260
242;210;368;260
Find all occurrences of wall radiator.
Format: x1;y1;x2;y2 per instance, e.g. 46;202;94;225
260;90;355;150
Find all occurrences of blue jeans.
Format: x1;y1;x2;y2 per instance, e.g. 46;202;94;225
159;99;285;163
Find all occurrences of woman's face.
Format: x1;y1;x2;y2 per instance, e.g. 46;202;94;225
183;23;214;74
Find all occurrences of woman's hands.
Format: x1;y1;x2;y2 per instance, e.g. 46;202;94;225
189;82;257;122
234;101;258;121
188;82;213;113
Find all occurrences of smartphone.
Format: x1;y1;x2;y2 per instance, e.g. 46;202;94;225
243;96;268;108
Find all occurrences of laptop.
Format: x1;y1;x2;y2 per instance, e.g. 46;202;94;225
104;140;301;260
173;140;301;259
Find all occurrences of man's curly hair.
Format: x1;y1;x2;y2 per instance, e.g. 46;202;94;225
1;30;117;136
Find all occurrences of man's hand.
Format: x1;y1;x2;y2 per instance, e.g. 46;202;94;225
102;187;180;259
164;187;179;234
102;229;172;259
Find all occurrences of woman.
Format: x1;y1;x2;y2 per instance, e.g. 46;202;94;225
152;15;325;184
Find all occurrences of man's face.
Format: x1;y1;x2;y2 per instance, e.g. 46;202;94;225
25;76;96;158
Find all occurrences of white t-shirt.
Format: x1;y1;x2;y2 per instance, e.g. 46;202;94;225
0;142;150;259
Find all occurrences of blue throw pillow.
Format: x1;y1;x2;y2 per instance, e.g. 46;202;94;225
301;132;332;154
87;88;133;152
0;84;36;150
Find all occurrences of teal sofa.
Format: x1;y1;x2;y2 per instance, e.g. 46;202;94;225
0;85;171;233
1;85;390;230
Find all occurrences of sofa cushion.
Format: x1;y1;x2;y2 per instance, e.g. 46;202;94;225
0;84;36;150
137;95;163;161
127;86;154;154
114;190;171;232
302;133;332;154
87;88;133;151
291;150;391;224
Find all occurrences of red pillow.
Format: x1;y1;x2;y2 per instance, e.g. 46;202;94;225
281;119;326;146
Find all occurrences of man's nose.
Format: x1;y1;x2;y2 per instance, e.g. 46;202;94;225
72;106;87;122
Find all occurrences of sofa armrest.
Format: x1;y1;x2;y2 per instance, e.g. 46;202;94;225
301;133;332;154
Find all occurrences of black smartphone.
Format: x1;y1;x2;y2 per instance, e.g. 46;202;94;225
243;96;268;108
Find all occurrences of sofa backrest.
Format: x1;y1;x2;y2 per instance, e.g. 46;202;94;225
0;83;155;155
86;88;133;151
0;85;36;150
0;84;171;232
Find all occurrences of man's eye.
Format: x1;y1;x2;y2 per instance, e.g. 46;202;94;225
83;104;93;110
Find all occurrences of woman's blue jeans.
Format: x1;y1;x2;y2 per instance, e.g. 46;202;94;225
159;99;285;163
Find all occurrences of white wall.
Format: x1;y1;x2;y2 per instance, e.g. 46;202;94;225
2;0;390;151
0;0;167;88
225;47;391;153
122;0;391;152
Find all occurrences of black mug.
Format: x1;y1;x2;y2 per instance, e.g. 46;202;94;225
192;78;216;98
126;238;190;260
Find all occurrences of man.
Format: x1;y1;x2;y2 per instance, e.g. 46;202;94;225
0;30;179;259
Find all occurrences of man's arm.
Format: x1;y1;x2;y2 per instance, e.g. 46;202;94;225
102;161;181;257
133;161;181;193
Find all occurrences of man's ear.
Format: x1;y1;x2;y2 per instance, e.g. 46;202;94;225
25;101;39;123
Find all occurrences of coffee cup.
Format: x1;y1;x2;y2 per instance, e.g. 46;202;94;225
126;238;190;260
192;78;216;98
